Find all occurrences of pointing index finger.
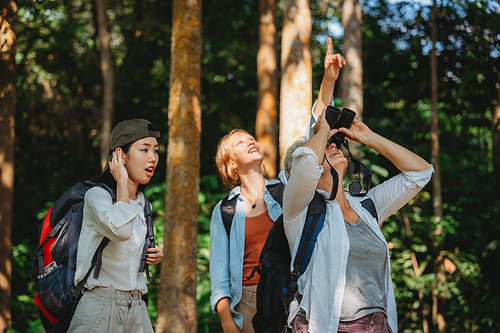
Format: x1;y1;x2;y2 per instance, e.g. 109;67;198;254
326;37;333;56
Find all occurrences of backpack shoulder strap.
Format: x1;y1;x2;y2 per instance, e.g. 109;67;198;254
221;194;238;237
139;196;155;281
220;182;286;237
267;182;285;206
143;196;154;248
75;237;109;295
292;191;326;277
92;183;116;279
285;191;326;301
360;197;378;222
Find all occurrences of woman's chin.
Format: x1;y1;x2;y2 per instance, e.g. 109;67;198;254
140;178;152;185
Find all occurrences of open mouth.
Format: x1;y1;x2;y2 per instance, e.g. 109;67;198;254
145;167;155;177
248;148;258;154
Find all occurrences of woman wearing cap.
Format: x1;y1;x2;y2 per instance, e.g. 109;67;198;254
68;119;163;333
281;109;433;332
209;38;346;333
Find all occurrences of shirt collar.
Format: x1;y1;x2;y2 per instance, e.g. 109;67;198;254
134;191;146;207
227;178;280;200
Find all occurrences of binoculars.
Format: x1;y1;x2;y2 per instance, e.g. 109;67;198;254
325;106;356;147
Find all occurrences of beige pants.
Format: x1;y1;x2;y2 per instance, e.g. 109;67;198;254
234;285;257;333
67;287;154;333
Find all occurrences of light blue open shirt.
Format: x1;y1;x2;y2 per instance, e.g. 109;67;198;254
209;177;286;329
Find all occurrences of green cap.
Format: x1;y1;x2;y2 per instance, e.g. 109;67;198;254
109;119;161;153
103;119;161;171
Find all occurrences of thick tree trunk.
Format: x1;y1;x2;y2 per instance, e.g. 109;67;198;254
279;0;312;167
430;0;446;330
155;0;201;331
256;0;278;178
94;0;114;170
339;0;363;120
0;1;16;331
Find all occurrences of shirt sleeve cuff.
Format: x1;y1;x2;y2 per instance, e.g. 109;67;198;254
210;290;232;313
401;165;434;187
292;146;319;164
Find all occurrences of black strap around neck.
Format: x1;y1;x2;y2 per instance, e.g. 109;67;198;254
323;155;339;200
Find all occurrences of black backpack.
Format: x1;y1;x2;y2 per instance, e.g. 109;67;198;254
220;182;378;333
31;181;155;333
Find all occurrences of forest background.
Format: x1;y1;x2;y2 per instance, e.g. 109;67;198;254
0;0;499;332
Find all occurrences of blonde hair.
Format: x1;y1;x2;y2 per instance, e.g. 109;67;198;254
283;138;308;180
215;129;248;187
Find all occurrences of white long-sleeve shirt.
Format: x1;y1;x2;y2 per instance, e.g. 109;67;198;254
74;186;148;294
283;146;433;333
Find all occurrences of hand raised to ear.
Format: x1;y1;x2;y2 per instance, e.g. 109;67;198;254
109;148;129;182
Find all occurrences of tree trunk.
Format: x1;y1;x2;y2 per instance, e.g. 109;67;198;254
339;0;363;120
279;0;312;167
493;83;500;196
430;0;446;330
94;0;114;170
0;1;16;331
155;0;201;331
256;0;278;178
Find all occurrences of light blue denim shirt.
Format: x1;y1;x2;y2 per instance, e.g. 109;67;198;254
209;176;286;329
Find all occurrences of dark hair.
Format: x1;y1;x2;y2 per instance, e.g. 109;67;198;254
96;142;147;193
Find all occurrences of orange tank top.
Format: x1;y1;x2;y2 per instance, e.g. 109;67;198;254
242;211;274;286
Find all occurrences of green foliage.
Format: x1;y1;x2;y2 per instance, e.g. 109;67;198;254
9;0;500;331
9;243;42;333
362;0;500;330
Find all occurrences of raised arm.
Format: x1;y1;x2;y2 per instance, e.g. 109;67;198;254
304;109;337;163
340;119;432;172
313;37;346;118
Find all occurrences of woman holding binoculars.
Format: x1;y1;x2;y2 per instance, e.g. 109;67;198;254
282;92;433;331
